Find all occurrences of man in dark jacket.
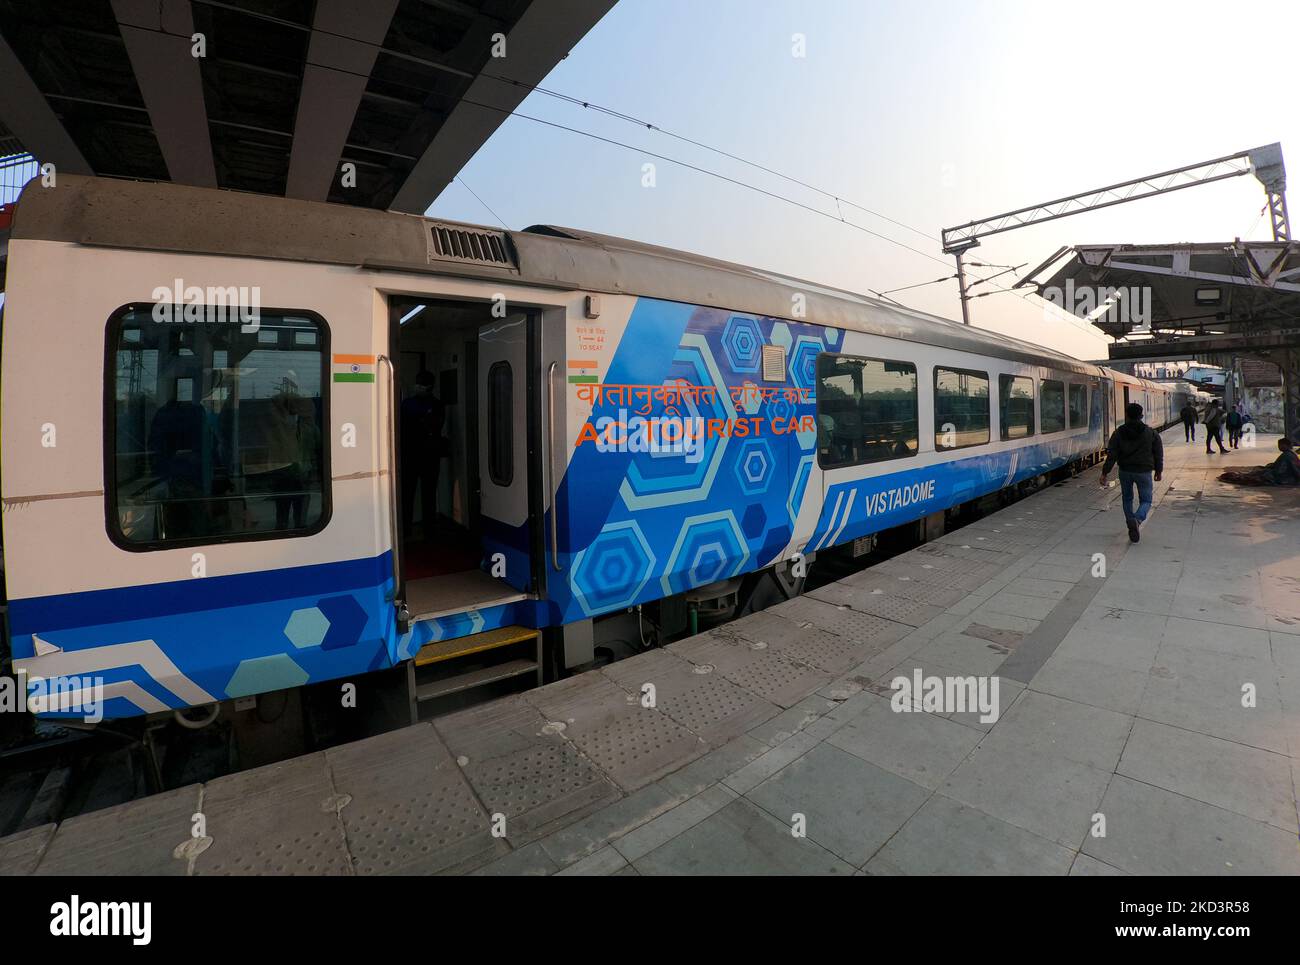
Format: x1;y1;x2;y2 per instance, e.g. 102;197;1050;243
1100;402;1164;543
1225;406;1243;449
1203;401;1228;454
1179;402;1197;443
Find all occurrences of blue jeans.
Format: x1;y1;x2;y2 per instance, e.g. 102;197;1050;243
1119;470;1153;523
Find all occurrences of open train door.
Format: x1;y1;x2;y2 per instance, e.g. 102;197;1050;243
475;312;537;593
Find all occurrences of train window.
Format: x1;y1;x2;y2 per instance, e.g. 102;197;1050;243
106;306;329;549
1068;384;1087;427
998;374;1035;440
487;361;513;486
1040;379;1066;432
934;367;990;450
816;354;917;469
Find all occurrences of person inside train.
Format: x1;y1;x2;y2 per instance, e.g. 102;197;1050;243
148;369;226;539
1099;402;1164;543
1218;438;1300;487
259;372;316;530
1179;401;1197;443
1203;401;1228;454
401;369;447;540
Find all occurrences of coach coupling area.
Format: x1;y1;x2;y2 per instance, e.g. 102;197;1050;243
2;427;1298;876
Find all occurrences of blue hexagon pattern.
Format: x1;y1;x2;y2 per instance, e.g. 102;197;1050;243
661;511;749;596
318;595;368;651
571;519;656;616
721;315;763;374
283;607;329;649
733;436;774;496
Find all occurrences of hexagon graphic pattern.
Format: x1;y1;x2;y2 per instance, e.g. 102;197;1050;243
769;321;793;352
571;519;656;616
721;314;763;374
790;334;823;391
226;653;310;698
661;511;749;596
283;607;329;649
620;333;737;510
733;436;774;496
317;595;368;651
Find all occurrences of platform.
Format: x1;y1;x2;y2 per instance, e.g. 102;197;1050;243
4;427;1298;876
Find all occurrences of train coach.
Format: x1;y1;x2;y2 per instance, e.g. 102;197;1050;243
0;176;1177;728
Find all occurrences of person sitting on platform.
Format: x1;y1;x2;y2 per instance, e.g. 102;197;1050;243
1218;438;1300;487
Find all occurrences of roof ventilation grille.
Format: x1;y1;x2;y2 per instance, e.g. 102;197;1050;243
428;223;514;267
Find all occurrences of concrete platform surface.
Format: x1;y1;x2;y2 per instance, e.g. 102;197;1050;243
4;428;1298;876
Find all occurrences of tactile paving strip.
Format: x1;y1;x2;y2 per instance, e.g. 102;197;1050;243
811;583;947;627
33;784;203;876
657;674;779;743
564;706;706;792
601;647;689;691
874;553;999;585
194;754;351;876
724;610;869;674
0;825;53;876
598;645;779;741
769;596;912;652
324;724;505;875
460;740;616;839
523;670;635;723
857;578;968;607
672;631;832;707
435;697;620;841
719;651;832;708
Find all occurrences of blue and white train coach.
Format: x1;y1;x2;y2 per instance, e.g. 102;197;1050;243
0;176;1177;725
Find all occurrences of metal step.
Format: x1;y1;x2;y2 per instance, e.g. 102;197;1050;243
414;659;539;702
413;625;539;667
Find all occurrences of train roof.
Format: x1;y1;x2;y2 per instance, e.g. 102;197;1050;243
13;175;1119;378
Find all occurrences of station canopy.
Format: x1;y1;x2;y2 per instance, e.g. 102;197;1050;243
1024;240;1300;361
0;0;614;212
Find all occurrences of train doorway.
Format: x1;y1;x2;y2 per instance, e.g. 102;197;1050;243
390;297;534;624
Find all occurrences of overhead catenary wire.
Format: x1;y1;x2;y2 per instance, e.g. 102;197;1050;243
456;175;510;230
106;14;1102;335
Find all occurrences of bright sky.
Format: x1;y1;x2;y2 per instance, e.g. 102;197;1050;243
427;0;1299;361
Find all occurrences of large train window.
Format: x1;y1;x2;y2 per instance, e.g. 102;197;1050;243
105;305;330;550
934;367;990;450
998;375;1034;440
1040;379;1066;432
1068;384;1087;427
816;354;918;469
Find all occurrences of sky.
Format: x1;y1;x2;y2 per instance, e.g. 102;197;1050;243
427;0;1299;361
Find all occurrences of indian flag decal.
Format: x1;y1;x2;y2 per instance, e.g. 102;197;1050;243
333;354;375;383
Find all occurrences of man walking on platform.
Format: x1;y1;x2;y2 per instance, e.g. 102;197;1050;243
1100;402;1164;543
1179;401;1197;443
1203;400;1229;454
1226;405;1243;449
